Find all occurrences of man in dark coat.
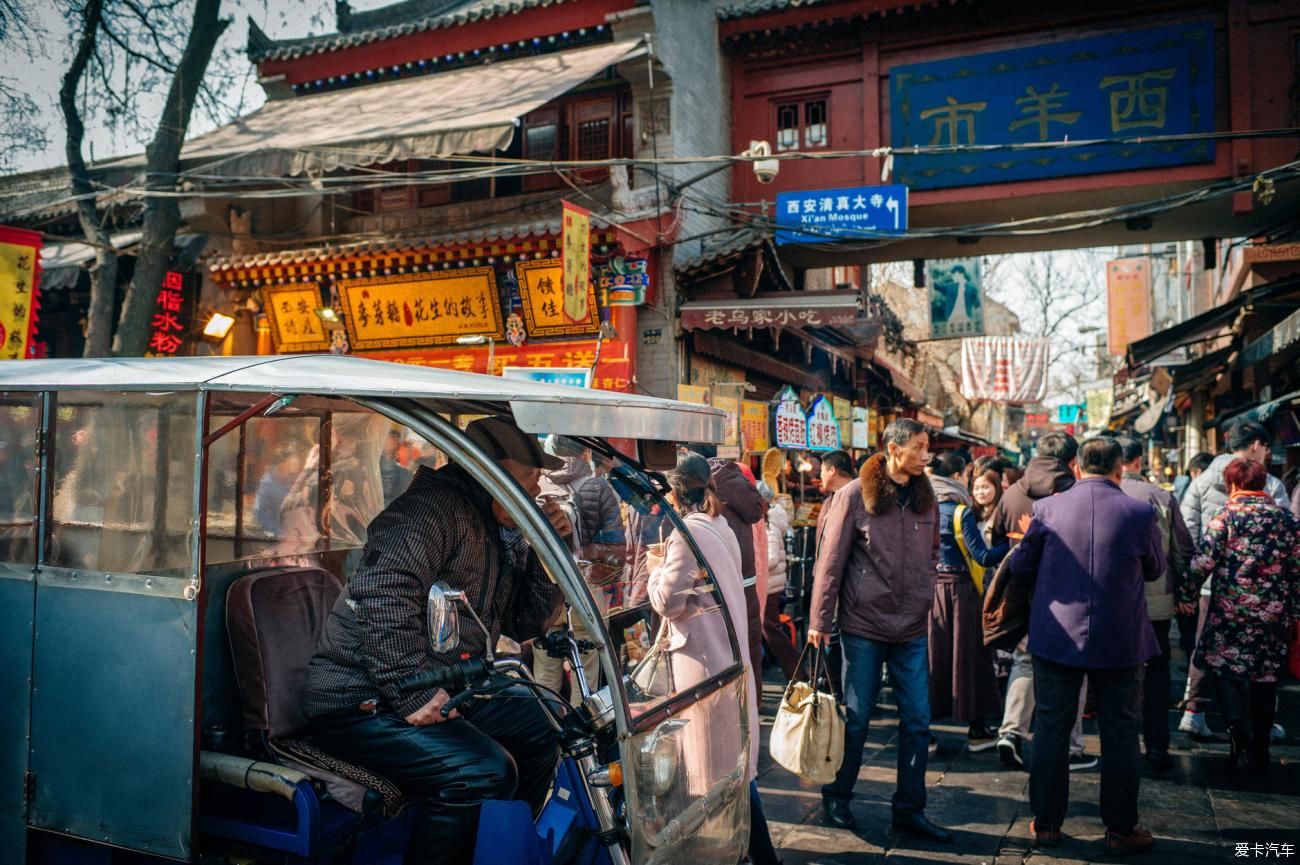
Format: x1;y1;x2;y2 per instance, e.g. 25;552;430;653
1009;437;1165;855
1117;436;1193;768
993;434;1094;772
809;419;952;843
711;456;767;688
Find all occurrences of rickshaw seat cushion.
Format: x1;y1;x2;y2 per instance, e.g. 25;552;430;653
226;566;343;740
270;737;404;817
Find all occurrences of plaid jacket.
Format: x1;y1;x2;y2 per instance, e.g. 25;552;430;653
305;463;563;719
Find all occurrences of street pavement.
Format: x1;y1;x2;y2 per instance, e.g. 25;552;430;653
753;649;1300;864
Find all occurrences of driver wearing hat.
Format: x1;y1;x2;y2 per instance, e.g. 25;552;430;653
305;416;572;865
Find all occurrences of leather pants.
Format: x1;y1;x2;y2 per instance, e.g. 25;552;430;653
310;684;562;865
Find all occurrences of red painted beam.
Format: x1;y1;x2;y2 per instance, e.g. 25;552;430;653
720;0;960;41
259;0;635;85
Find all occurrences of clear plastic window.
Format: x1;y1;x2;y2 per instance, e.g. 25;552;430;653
205;395;444;564
0;393;39;563
48;392;196;575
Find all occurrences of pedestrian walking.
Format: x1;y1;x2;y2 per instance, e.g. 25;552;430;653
648;451;777;864
991;433;1096;772
709;453;768;693
928;453;1008;751
809;419;952;843
1177;421;1289;739
1177;457;1300;773
760;482;801;680
1010;437;1165;855
1117;437;1193;769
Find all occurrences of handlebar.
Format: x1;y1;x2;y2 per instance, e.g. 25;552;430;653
396;657;489;695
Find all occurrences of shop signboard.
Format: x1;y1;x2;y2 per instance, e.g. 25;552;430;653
1024;412;1051;428
265;283;332;353
340;268;505;351
0;226;41;360
595;255;648;306
712;392;741;452
501;366;591;388
774;386;807;450
741;400;770;452
516;260;599;338
680;295;859;331
147;270;197;357
890;20;1215;190
833;397;852;448
929;258;984;339
561;200;592;323
775;185;908;244
806;395;841;451
676;384;711;405
1106;258;1152;355
851;406;870;450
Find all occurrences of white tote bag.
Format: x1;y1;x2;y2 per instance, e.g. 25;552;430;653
769;645;845;785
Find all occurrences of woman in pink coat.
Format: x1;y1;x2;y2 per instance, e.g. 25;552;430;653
648;451;780;864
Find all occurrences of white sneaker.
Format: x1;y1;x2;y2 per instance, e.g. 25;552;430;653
1178;711;1211;737
1271;723;1285;742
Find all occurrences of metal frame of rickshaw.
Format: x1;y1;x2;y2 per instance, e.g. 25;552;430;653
1;356;749;863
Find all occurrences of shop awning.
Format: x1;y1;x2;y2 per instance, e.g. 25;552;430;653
1126;275;1300;367
118;40;644;178
39;231;142;291
679;292;860;331
869;352;925;406
691;330;823;391
1165;344;1235;394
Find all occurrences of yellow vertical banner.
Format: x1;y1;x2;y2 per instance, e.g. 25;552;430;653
0;226;42;361
561;201;591;323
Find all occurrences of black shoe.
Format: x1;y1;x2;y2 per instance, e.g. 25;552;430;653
997;733;1024;768
1145;751;1174;769
823;799;856;830
891;811;954;843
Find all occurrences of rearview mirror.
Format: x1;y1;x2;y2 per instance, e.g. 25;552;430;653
427;582;463;652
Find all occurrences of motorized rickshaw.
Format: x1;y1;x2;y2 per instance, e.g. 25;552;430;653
0;355;751;865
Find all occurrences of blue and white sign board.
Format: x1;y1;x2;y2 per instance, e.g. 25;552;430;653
501;366;591;388
775;185;909;245
805;395;841;451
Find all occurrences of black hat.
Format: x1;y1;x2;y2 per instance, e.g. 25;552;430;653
465;417;563;470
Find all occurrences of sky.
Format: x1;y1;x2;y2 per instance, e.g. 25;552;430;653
1;0;397;174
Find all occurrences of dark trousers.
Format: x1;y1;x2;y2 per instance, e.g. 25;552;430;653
1142;620;1172;755
1214;675;1277;766
310;684;562;865
1029;657;1142;833
744;583;764;695
749;780;780;865
1183;596;1212;711
761;590;801;680
822;633;930;815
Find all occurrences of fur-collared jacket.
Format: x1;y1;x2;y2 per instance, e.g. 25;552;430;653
809;453;940;643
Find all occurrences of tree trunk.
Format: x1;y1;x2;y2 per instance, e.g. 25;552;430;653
111;0;227;357
58;0;118;358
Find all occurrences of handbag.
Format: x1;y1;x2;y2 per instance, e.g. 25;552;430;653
627;617;675;700
769;645;845;785
982;552;1032;651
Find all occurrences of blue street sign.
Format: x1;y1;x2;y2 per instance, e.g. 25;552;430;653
775;184;909;245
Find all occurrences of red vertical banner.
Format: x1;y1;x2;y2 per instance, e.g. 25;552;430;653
1107;258;1152;356
0;226;42;360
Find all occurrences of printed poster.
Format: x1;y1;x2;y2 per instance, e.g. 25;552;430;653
929;258;984;339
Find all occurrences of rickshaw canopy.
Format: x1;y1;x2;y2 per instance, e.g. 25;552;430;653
0;355;725;444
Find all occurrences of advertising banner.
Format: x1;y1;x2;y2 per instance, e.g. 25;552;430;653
806;395;841;451
712;392;741;450
960;336;1050;403
1106;258;1153;355
516;260;599;337
265;283;333;353
773;386;808;450
561;200;592;323
775;185;908;244
890;21;1215;190
341;268;504;350
501;366;591;388
833;397;852;449
1085;388;1114;428
676;384;711;405
851;406;870;450
741;400;770;452
929;258;984;339
0;225;41;360
147;270;198;357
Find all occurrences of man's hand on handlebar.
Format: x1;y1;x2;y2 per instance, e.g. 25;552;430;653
807;628;830;648
405;689;460;726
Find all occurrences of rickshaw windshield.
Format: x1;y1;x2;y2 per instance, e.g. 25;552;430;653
539;436;745;721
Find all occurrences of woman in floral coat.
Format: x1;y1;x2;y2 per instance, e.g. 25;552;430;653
1179;458;1300;770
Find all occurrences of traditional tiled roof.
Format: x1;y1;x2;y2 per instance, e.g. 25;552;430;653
248;0;577;62
716;0;832;20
